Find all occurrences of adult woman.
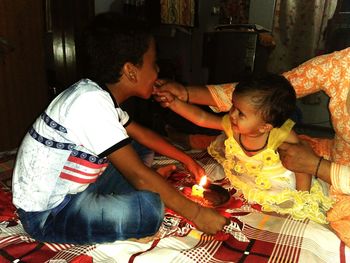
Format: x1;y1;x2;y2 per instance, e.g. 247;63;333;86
154;47;350;245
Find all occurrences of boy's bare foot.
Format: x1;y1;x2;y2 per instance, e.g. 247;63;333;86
128;231;161;243
156;164;176;178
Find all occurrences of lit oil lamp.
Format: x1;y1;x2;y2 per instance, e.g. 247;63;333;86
191;175;207;197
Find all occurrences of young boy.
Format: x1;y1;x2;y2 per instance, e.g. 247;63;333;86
12;13;227;245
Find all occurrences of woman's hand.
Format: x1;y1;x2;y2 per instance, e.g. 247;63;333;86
278;140;319;175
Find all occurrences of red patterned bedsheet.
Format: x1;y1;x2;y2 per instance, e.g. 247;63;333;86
0;151;349;263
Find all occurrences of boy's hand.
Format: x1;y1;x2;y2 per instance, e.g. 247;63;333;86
193;206;229;235
183;159;205;182
156;164;177;178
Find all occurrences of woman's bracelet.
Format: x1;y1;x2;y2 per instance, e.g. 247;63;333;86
315;156;324;179
184;86;189;103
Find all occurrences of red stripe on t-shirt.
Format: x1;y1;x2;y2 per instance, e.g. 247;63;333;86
60;172;98;184
67;155;108;169
60;155;108;184
63;165;101;177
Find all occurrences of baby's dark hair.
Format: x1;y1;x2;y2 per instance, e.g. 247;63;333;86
234;73;296;127
83;12;153;84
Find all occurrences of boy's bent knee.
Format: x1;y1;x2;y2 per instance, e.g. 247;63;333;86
138;191;164;228
105;190;164;239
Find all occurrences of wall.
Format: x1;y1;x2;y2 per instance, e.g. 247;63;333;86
0;0;48;152
93;1;333;132
297;92;332;129
249;0;276;30
154;1;221;84
93;0;221;84
189;0;221;84
95;0;121;14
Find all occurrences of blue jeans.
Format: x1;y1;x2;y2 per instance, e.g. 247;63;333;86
18;142;164;244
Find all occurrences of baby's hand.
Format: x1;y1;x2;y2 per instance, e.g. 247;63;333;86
153;90;176;108
153;79;186;101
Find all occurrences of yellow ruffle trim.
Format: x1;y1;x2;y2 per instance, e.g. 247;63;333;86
221;159;334;224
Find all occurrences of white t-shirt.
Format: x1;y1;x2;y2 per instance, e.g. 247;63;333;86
12;79;131;212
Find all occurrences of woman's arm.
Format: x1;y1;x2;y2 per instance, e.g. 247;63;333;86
154;80;237;113
279;140;332;184
283;48;350;98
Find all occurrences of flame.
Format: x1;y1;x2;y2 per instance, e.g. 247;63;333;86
199;175;207;187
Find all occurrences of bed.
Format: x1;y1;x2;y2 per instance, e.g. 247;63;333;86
0;150;349;263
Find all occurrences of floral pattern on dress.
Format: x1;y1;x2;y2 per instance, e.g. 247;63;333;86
208;116;334;223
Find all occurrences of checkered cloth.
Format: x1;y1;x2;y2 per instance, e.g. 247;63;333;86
0;150;349;262
0;152;15;188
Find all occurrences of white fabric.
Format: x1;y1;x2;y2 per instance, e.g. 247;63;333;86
331;162;350;195
12;79;130;211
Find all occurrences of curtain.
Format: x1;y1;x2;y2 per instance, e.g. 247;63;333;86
267;0;338;74
160;0;196;27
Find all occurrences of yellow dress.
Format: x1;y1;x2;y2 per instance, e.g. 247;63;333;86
208;115;334;224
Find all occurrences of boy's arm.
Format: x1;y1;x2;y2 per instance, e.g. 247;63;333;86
107;144;228;234
126;121;204;180
284;130;312;191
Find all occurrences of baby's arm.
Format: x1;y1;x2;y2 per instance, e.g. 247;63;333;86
159;91;223;131
284;131;312;192
295;171;312;192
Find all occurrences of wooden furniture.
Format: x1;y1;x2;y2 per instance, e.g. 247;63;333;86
0;0;94;152
0;0;48;152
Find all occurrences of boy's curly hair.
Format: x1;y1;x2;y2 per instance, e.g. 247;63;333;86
83;12;152;85
234;73;296;127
